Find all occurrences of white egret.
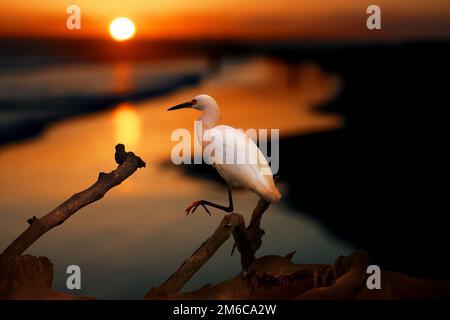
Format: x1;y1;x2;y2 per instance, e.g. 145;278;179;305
167;94;281;215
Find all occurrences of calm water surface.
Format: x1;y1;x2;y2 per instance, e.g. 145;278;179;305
0;58;354;298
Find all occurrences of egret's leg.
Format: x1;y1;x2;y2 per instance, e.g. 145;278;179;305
185;188;234;215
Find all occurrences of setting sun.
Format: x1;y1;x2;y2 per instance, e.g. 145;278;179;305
109;17;136;41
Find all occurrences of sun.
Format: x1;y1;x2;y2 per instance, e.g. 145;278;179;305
109;17;136;41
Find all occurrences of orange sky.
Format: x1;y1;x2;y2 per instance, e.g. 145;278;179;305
1;0;450;40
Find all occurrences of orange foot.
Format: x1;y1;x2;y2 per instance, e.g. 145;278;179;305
185;200;211;216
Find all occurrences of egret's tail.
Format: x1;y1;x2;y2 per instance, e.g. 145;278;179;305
255;181;281;203
265;186;282;203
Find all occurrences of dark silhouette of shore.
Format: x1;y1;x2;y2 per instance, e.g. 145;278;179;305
276;41;450;280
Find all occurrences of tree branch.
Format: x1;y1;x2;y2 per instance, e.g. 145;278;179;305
147;213;245;297
146;195;273;298
229;178;278;259
0;144;145;261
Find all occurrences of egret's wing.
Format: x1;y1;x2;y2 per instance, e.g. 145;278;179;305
205;126;275;191
205;126;270;171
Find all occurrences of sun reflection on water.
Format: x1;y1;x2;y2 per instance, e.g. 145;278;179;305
113;103;141;149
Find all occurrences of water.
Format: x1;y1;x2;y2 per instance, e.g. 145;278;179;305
0;57;208;144
0;57;354;299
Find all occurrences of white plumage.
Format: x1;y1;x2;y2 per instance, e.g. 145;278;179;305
168;94;281;215
204;125;280;203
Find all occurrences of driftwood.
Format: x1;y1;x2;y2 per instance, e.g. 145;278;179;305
230;176;279;262
232;197;269;262
0;254;93;299
0;144;145;261
143;188;343;300
146;246;450;300
145;196;272;298
150;213;246;295
2;147;450;299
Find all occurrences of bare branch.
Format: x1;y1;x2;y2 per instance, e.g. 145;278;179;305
146;195;274;298
230;197;270;259
231;219;255;270
230;177;278;258
146;213;245;297
0;144;145;261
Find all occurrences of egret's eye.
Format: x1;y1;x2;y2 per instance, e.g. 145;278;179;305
192;99;197;105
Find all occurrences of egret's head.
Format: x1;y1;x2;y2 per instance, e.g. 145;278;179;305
167;94;221;128
167;94;219;112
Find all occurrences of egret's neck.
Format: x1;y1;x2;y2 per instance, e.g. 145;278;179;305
197;108;220;130
196;108;220;146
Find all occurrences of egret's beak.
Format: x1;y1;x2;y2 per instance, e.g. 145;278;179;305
167;101;194;111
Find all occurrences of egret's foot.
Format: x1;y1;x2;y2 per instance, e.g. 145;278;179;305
185;200;211;216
